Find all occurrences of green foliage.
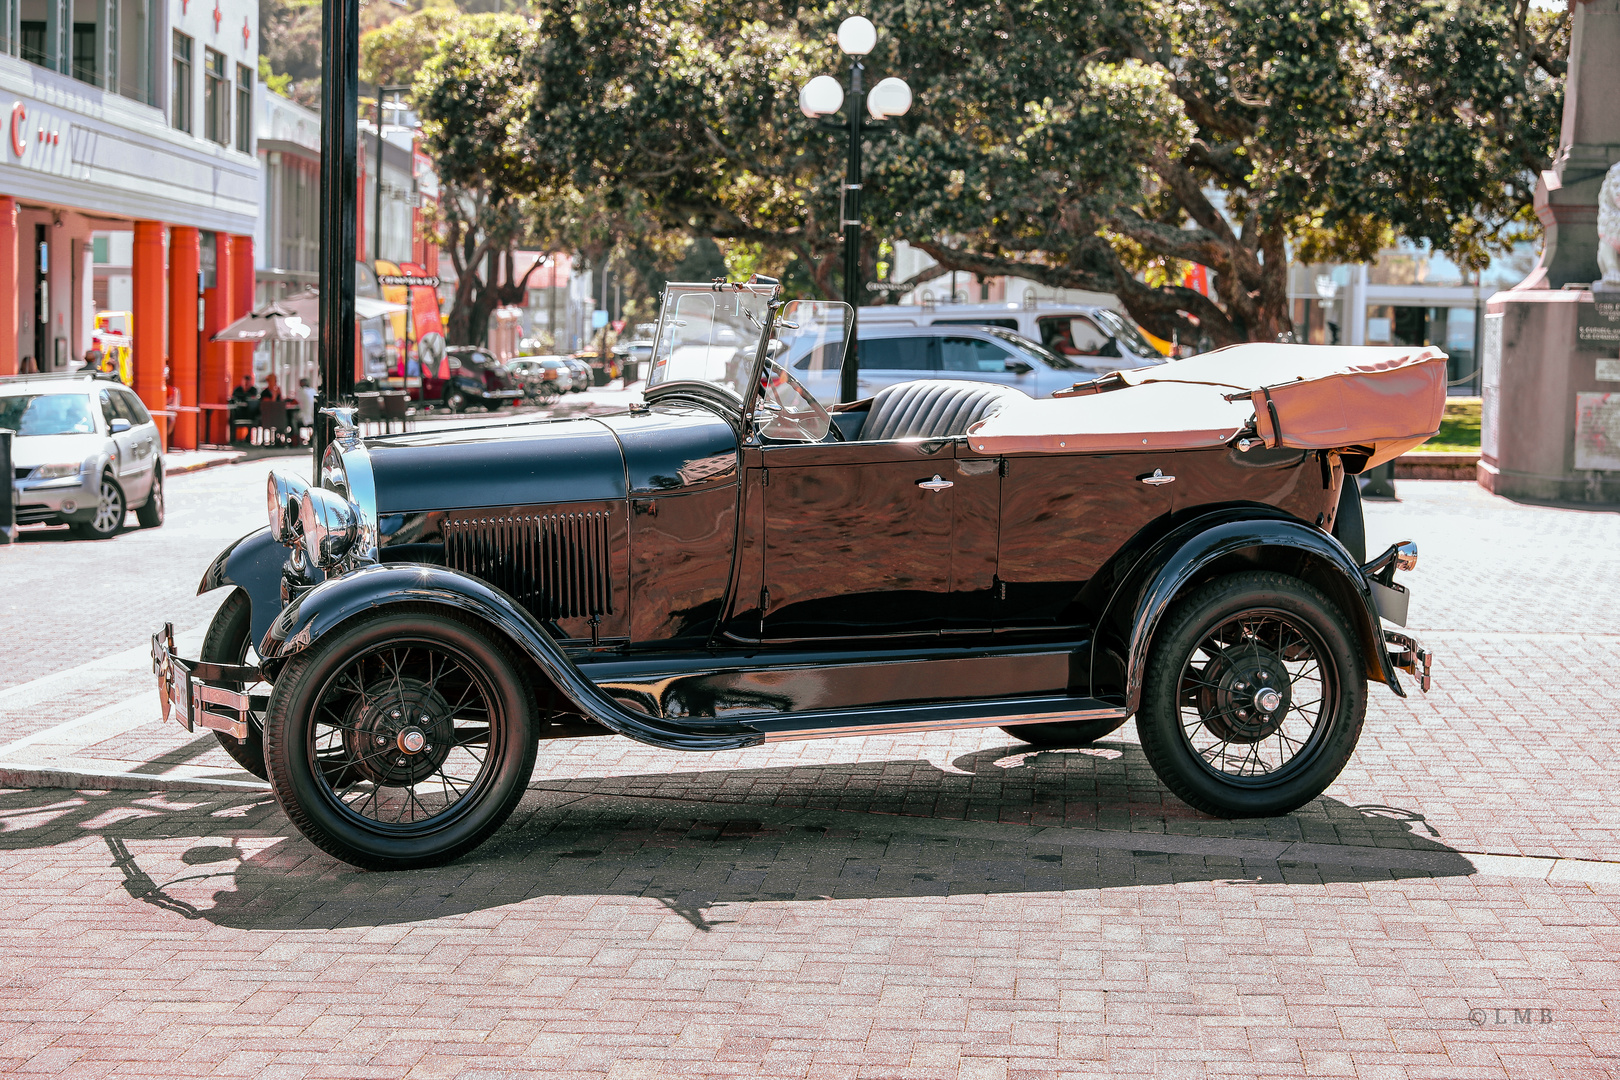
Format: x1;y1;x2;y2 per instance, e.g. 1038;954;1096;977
407;0;1564;342
257;54;292;98
360;5;464;88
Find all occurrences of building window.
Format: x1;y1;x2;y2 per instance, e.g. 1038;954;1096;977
171;32;193;132
204;48;228;145
20;21;45;66
71;22;96;84
235;63;252;153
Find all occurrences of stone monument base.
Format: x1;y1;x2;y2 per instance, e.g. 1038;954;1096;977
1479;288;1620;504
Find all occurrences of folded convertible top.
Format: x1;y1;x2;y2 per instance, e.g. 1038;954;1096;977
967;343;1447;468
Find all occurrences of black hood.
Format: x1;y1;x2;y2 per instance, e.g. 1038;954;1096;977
366;417;627;513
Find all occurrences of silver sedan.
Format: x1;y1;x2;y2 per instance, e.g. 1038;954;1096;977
3;373;165;539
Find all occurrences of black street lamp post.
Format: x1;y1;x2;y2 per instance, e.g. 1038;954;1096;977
314;0;361;469
799;16;913;403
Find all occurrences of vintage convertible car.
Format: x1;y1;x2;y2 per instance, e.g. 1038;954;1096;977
152;277;1438;870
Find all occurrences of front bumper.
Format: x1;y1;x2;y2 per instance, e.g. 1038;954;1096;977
151;623;263;742
12;474;93;525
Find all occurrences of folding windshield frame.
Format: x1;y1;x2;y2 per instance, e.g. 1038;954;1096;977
646;280;781;420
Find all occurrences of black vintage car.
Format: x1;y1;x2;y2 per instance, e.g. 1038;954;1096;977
153;277;1437;870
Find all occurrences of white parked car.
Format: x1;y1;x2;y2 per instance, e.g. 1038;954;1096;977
790;323;1145;403
859;300;1169;369
2;372;164;539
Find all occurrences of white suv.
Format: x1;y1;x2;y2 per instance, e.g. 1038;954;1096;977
3;373;165;539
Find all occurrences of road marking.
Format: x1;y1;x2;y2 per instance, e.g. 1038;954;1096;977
0;694;156;758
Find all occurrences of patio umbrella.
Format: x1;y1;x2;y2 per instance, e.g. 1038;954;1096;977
278;289;407;325
210;302;314;343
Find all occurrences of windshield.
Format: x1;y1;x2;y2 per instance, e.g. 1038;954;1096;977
756;300;853;441
0;393;97;436
647;283;775;397
1092;309;1167;362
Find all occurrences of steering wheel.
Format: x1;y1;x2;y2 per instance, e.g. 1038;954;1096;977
757;362;843;442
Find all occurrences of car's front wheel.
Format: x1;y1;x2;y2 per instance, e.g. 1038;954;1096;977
262;609;539;870
72;472;125;539
1136;571;1366;818
200;588;268;779
444;389;467;413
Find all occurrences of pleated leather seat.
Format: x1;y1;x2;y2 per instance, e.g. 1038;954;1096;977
860;380;1030;442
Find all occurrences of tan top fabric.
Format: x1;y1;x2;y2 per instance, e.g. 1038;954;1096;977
967;343;1448;466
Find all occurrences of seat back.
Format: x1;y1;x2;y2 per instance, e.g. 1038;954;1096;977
860;379;1028;442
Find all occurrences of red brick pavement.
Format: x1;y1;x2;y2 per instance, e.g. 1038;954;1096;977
0;477;1618;1076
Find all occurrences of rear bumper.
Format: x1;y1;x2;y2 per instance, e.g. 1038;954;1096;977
151;623;263;741
1384;630;1433;693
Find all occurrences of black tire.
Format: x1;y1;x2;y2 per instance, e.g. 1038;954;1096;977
1001;716;1128;747
72;472;125;539
262;609;539;870
444;389;467;413
200;588;268;780
135;465;165;529
1136;571;1366;818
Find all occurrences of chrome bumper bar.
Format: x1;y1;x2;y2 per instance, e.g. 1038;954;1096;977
150;623;264;742
1384;630;1433;693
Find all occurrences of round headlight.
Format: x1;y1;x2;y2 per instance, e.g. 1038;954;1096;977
322;445;349;497
267;470;311;546
298;487;358;569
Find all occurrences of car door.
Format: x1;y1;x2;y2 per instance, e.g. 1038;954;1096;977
98;388;140;487
995;451;1175;629
939;335;1037;395
112;389;160;499
755;438;956;641
852;335;936;397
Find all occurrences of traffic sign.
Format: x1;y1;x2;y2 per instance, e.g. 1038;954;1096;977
378;273;441;287
592;309;609;329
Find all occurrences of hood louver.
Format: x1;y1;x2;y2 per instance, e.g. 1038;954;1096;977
443;509;613;622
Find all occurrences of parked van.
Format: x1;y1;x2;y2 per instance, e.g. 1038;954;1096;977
858;301;1167;369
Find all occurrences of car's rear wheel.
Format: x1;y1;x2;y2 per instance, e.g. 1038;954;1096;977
444;389;467;413
200;588;269;779
1136;572;1365;818
135;465;164;528
262;610;538;870
72;472;124;539
1001;716;1127;747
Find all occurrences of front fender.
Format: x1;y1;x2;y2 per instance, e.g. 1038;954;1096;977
260;563;764;751
1100;511;1402;714
198;527;306;650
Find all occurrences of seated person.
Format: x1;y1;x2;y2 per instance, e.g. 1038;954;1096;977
229;373;260;420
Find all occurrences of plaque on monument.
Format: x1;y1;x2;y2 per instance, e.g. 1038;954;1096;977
1599;359;1620;382
1574;392;1620;471
1576;294;1620;350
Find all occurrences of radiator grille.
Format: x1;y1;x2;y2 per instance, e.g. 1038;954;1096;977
443;510;613;621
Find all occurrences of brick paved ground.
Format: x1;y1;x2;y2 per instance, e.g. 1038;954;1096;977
0;472;1616;1078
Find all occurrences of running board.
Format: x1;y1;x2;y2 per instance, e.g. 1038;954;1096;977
747;696;1127;743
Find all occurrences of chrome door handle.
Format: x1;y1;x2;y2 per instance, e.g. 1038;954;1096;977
917;474;954;493
1139;469;1175;486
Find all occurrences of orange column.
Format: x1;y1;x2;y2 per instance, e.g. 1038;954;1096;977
230;235;254;386
0;197;15;376
168;227;200;450
200;234;234;445
131;221;166;440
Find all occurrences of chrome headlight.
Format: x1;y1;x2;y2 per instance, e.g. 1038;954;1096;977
321;445;349;498
298;487;359;569
267;470;310;546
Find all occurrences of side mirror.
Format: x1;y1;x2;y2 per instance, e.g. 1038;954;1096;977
109;418;132;434
1004;359;1035;376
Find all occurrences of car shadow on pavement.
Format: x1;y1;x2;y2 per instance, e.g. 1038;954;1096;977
0;741;1476;931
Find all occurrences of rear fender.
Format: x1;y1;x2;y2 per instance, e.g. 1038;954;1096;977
197;527;312;650
1095;511;1402;713
259;563;764;751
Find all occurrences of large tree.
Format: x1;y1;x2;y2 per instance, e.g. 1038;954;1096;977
409;0;1565;344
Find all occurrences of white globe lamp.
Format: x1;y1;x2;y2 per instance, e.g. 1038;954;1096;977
836;15;877;57
798;75;845;119
866;76;913;119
